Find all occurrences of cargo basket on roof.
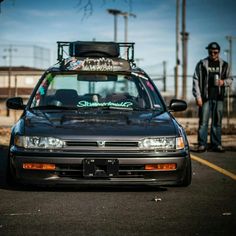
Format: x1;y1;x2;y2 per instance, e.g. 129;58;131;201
57;41;135;63
56;41;135;73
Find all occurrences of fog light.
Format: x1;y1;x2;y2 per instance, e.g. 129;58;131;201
23;163;56;170
145;163;177;171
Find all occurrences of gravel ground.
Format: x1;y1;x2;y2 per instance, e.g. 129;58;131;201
0;128;11;146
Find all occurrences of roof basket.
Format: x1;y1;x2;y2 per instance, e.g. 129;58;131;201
57;41;135;65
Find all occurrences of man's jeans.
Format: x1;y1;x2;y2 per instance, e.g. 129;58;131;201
198;100;223;148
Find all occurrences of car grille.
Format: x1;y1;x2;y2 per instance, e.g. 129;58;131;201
65;141;139;148
105;142;138;147
66;141;98;147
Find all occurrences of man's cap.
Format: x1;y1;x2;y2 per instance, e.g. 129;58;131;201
206;42;221;51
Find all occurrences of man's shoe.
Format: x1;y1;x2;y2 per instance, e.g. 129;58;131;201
212;145;225;152
198;145;206;152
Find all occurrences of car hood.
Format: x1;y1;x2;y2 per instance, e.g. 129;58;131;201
22;110;178;138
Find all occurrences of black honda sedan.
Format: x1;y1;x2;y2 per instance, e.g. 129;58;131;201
6;41;191;187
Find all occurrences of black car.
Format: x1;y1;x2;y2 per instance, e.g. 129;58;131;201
6;41;191;187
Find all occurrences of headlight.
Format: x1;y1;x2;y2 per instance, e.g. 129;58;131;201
14;136;64;149
139;137;184;150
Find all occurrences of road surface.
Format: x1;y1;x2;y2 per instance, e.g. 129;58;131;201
0;146;235;236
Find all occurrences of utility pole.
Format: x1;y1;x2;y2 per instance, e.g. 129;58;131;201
2;55;7;65
163;61;167;92
175;0;180;98
107;9;122;42
226;36;236;73
4;45;17;116
224;49;230;63
225;35;236;127
181;0;189;100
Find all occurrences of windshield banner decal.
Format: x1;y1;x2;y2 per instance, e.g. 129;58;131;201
65;57;130;72
83;58;113;71
77;101;133;108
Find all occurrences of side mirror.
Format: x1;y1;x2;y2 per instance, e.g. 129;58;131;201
169;99;187;112
6;97;26;110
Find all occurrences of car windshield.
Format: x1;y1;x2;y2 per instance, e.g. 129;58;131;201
30;72;164;111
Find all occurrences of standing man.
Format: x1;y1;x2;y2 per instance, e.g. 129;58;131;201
192;42;233;152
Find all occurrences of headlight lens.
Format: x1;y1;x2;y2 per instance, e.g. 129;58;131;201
139;137;184;150
14;136;64;149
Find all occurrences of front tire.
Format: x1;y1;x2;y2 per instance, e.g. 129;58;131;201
179;157;192;187
6;154;17;187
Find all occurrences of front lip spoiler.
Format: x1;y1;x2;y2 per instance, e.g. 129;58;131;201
16;176;184;187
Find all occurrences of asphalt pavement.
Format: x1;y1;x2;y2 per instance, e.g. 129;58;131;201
0;148;235;236
0;115;235;236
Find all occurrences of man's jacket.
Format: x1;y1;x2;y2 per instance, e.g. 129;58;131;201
192;57;233;101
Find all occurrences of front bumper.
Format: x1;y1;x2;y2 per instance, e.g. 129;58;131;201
9;147;190;186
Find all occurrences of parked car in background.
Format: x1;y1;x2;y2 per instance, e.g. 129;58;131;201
6;41;192;187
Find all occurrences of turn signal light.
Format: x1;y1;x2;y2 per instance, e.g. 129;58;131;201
23;163;56;170
145;163;177;171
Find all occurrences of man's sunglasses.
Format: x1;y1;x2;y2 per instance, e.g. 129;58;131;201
209;50;219;55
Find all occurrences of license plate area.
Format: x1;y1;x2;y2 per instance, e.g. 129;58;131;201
83;159;119;177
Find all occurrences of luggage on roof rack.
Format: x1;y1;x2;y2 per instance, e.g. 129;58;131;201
69;41;120;58
57;41;135;64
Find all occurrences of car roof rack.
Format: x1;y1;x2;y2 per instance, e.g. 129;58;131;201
57;41;135;65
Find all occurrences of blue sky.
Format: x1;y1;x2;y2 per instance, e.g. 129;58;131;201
0;0;236;98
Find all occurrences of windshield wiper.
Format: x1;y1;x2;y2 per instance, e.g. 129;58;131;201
99;106;133;111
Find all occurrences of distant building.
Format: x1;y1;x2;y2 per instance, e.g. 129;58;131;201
0;66;44;116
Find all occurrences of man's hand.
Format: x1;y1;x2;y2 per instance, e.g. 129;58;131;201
196;98;203;107
218;79;224;86
215;79;224;86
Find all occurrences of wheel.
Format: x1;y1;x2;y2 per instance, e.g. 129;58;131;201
6;151;17;187
179;157;192;187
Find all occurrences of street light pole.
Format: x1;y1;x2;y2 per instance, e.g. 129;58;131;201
120;12;136;43
124;14;128;43
107;9;122;42
107;9;136;43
